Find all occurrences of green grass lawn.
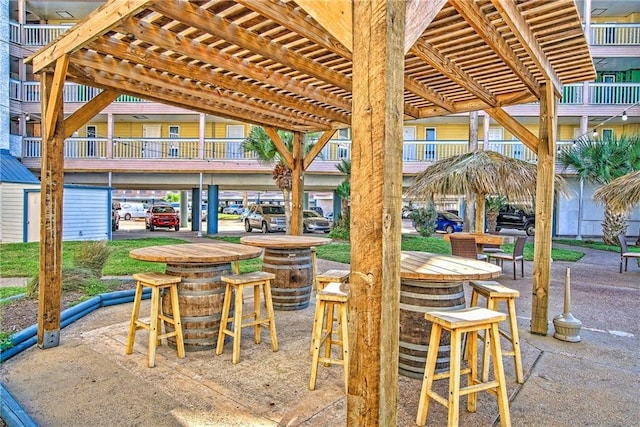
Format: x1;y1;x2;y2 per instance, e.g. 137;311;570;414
0;234;588;280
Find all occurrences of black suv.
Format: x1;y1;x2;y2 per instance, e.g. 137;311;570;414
496;205;535;236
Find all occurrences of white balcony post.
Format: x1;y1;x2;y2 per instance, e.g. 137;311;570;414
107;113;113;158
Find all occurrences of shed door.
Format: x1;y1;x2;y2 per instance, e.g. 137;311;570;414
27;192;41;242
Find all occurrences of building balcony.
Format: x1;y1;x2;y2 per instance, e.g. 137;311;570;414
18;137;573;170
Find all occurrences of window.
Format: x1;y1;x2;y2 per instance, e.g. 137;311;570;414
337;128;350;139
512;137;523;160
425;128;436;161
602;128;614;142
169;125;179;158
87;125;96;157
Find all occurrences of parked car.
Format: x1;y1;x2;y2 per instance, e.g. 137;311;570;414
244;204;286;233
222;204;244;215
303;210;331;233
112;202;120;231
309;206;324;216
434;211;463;234
119;202;147;220
146;205;180;231
496;205;535;236
324;212;334;221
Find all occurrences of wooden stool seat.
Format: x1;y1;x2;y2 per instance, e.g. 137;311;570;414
469;280;524;384
216;271;278;364
416;307;511;427
316;269;350;292
126;272;185;368
310;282;350;393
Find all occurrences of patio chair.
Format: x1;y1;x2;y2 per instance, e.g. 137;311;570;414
618;235;640;273
449;235;488;261
487;236;527;280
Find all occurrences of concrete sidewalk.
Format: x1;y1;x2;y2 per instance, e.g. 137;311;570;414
1;242;638;426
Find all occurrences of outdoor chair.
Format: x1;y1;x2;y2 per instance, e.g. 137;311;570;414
449;235;488;261
487;236;527;280
618;235;640;273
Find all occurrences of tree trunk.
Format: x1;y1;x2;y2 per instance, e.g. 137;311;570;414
602;205;627;246
486;210;499;232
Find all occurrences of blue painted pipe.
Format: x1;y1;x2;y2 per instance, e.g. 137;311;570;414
9;325;37;347
0;337;36;363
0;293;26;305
0;383;37;427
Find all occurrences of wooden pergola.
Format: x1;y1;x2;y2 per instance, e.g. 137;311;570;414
27;1;594;424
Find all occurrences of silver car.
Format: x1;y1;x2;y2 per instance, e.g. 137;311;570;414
245;204;286;233
303;210;331;233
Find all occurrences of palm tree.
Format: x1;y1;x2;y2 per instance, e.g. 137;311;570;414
485;195;507;233
242;127;319;232
335;159;351;228
559;135;640;245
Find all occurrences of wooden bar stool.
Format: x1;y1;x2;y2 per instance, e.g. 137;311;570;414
468;280;524;384
310;269;350;354
125;272;184;368
216;271;278;364
309;282;350;393
416;307;511;427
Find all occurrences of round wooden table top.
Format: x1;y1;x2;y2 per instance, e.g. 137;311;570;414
400;251;502;282
442;232;515;245
240;235;332;249
129;242;263;263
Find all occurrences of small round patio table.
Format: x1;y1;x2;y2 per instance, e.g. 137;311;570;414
240;235;332;310
399;251;502;378
129;242;263;351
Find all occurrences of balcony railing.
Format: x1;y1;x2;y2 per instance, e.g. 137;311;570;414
22;137;569;164
20;82;148;103
590;23;640;46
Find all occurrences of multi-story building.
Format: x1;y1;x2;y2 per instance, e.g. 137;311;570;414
3;0;640;240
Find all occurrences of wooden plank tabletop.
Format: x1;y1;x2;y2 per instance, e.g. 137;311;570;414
400;251;502;282
442;233;515;245
129;242;263;263
240;235;332;249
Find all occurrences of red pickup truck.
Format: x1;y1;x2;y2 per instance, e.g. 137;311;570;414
146;205;180;231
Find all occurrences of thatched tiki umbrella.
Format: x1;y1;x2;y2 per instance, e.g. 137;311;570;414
593;170;640;244
406;150;569;232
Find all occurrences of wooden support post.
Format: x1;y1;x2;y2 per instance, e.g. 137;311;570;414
348;1;404;425
531;83;557;335
38;67;66;349
290;132;304;236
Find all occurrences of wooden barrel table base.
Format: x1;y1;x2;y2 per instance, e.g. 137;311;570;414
399;279;466;379
162;262;233;351
261;247;313;311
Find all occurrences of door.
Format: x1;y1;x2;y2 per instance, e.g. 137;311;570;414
425;128;436;161
403;126;416;161
27;191;41;242
226;125;245;159
168;125;180;158
143;124;161;158
87;125;97;157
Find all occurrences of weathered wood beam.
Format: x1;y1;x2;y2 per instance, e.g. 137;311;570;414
303;129;337;170
66;68;317;132
485;107;538;153
404;76;455;112
263;127;294;170
417;90;537;118
71;51;332;130
38;71;65;349
150;1;352;91
87;37;351;126
27;0;151;73
43;55;69;143
117;18;353;113
451;0;540;97
411;40;497;107
490;0;563;96
290;132;304;236
64;90;120;139
531;82;557;335
237;0;352;60
296;0;353;52
349;0;403;424
404;0;445;54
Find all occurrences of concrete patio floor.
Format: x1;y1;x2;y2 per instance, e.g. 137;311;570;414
1;238;639;426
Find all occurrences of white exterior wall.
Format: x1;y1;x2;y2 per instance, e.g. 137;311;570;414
556;177;640;238
0;183;37;243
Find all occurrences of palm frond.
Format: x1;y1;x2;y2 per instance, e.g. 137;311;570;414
593;170;640;211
